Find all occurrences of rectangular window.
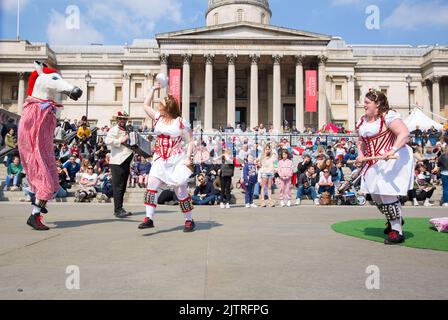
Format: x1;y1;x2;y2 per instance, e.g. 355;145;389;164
87;86;94;101
115;86;122;101
381;88;388;96
11;86;18;100
135;83;142;99
355;88;361;103
410;89;415;105
335;85;342;101
287;79;295;95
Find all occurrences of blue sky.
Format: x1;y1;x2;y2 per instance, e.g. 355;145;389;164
1;0;447;46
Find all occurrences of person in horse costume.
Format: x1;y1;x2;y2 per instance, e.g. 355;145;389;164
19;61;82;230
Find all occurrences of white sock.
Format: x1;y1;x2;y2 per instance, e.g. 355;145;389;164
390;218;403;235
145;205;155;220
184;211;193;221
32;205;41;215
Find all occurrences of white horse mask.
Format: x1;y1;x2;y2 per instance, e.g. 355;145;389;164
31;61;83;101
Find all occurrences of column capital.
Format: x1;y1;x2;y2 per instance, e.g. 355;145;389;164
226;54;237;65
326;75;334;82
123;72;131;80
204;54;215;65
318;55;328;65
346;75;355;82
182;54;192;65
272;54;282;64
422;79;430;87
144;73;152;79
432;76;441;83
17;72;25;80
249;54;260;65
295;55;305;65
159;53;169;64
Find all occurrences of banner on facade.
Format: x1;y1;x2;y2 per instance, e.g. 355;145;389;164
305;70;317;113
169;69;181;107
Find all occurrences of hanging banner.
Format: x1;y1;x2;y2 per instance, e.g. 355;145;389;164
305;70;317;113
169;69;181;107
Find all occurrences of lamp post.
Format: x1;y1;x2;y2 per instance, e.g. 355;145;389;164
406;74;412;114
85;71;92;121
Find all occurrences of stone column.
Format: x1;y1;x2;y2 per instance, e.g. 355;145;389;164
159;54;169;98
318;55;328;129
422;80;431;115
250;54;260;131
226;54;237;128
204;54;214;131
17;72;26;115
272;54;282;132
182;54;192;122
295;55;304;131
347;75;356;131
122;73;131;114
432;76;441;120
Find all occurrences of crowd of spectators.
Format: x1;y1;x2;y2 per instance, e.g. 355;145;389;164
2;115;448;208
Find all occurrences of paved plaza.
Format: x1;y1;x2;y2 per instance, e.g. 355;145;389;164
0;202;447;300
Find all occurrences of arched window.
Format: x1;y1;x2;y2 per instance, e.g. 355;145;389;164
237;9;244;22
214;12;219;25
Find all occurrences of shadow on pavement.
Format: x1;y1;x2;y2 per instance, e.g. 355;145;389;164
142;220;223;237
363;227;415;240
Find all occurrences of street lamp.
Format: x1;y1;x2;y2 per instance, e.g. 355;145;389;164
406;74;412;114
85;71;92;121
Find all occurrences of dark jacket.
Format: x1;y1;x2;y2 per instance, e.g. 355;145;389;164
297;172;318;189
242;162;258;184
438;153;448;172
194;181;215;196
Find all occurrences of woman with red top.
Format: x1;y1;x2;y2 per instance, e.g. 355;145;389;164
138;84;195;232
355;89;414;245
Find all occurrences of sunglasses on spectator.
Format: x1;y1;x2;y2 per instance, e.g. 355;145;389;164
324;170;329;173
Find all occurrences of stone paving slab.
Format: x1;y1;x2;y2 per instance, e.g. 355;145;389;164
0;203;447;300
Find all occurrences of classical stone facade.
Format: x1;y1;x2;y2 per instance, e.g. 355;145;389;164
1;0;448;131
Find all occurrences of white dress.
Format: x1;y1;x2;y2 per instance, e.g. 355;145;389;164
149;112;192;186
357;111;414;196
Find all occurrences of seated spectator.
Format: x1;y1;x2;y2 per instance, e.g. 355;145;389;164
63;155;81;182
343;147;358;171
318;168;335;197
76;158;91;183
96;153;110;175
296;166;319;206
59;143;71;164
57;164;71;193
128;155;141;188
192;174;216;205
408;164;436;207
3;155;23;191
54;121;66;141
297;154;314;175
334;143;346;163
75;165;98;202
76;122;93;154
4;128;18;166
95;144;109;162
97;169;113;202
137;157;152;188
333;161;345;187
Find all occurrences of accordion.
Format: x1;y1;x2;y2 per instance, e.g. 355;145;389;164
125;131;152;158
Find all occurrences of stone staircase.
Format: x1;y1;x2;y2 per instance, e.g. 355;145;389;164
0;165;446;206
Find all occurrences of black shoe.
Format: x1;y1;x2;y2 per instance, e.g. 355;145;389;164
138;217;154;229
383;218;405;235
26;214;50;231
114;209;131;219
384;230;405;245
184;220;195;233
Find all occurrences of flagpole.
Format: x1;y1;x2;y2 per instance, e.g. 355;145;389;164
16;0;20;40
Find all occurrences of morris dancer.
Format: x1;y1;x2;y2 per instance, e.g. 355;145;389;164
138;84;195;232
356;89;414;244
19;61;82;230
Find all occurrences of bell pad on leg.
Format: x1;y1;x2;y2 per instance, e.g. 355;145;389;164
179;196;194;213
376;201;401;221
144;190;157;207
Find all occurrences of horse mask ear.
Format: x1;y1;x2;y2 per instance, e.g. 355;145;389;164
34;61;43;75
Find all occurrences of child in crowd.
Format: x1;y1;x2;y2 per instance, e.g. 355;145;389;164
243;155;258;208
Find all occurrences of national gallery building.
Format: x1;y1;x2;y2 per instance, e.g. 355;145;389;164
0;0;447;132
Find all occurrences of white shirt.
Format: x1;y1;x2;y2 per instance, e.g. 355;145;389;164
105;125;134;165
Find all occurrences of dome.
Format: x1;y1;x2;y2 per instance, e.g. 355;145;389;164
206;0;272;26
